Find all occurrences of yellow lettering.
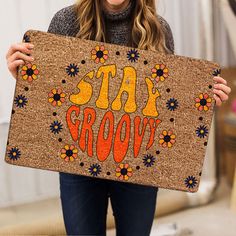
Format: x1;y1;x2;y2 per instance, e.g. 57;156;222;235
69;71;94;105
111;66;137;113
96;64;116;109
142;77;160;117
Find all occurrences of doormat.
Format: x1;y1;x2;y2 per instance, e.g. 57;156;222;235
5;30;220;192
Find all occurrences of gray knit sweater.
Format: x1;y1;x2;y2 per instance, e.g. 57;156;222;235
47;1;174;54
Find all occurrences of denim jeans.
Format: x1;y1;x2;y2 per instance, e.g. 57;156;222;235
59;172;159;236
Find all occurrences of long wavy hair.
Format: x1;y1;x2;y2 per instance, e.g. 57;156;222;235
74;0;170;53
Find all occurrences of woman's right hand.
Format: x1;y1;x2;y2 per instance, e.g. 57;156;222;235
6;43;34;79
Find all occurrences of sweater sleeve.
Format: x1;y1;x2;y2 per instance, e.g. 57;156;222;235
158;15;175;54
47;5;79;36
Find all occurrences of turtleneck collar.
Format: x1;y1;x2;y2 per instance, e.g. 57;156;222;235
102;0;134;21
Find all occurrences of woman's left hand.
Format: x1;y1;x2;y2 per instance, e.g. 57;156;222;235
213;76;231;107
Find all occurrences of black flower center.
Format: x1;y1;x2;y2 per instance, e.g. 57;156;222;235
156;69;164;76
164;135;171;143
96;50;104;58
53;94;61;101
121;168;128;175
66;150;73;157
24;35;30;42
200;99;207;106
26;68;34;76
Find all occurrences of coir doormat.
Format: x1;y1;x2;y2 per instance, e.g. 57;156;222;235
5;30;220;192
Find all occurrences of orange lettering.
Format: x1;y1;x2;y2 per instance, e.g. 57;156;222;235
133;116;149;158
79;107;96;157
114;114;131;163
97;111;114;162
66;105;80;142
146;118;161;150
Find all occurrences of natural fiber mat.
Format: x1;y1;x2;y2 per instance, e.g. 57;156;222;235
4;30;220;192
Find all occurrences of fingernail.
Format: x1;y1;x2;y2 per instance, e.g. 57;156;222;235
29;44;34;49
31;57;34;61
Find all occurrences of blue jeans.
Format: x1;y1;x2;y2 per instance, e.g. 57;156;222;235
59;172;159;236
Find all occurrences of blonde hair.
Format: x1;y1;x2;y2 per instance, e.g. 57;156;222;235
74;0;171;53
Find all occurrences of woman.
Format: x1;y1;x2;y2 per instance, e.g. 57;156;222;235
5;0;231;235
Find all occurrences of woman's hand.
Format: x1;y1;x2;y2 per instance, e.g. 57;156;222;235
6;43;34;79
213;76;231;106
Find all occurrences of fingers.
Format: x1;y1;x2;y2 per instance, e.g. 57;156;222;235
8;59;25;79
6;42;35;80
212;76;232;107
213;83;231;95
213;76;227;85
8;51;34;64
6;43;34;59
213;94;222;106
7;51;34;80
213;88;229;103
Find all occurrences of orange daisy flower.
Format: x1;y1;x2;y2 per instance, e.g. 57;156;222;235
151;64;169;82
48;88;66;107
91;45;109;64
21;63;39;82
195;93;212;111
115;163;133;181
159;129;176;148
60;144;78;162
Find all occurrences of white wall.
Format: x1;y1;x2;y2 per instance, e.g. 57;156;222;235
0;0;74;124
